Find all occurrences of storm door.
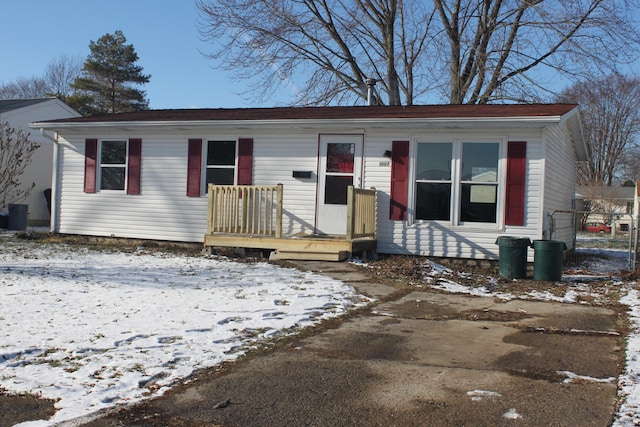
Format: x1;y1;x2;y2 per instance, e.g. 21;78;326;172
316;134;363;235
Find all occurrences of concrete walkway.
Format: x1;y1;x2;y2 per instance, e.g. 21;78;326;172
86;260;621;426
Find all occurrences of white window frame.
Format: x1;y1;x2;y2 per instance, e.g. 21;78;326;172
98;139;128;192
203;139;238;192
410;137;506;228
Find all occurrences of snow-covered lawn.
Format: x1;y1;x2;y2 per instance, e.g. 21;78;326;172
0;235;370;426
1;233;640;426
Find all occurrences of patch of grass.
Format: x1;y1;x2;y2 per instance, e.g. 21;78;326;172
14;232;203;256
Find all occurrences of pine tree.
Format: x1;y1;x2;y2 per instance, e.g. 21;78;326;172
71;30;150;115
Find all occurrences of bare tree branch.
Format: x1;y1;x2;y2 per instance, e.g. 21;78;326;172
196;0;434;105
558;73;640;186
0;122;40;210
197;0;640;105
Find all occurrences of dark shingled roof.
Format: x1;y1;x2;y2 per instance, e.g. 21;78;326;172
0;98;52;114
36;104;579;124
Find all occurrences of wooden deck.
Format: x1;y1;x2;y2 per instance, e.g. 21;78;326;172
204;184;377;261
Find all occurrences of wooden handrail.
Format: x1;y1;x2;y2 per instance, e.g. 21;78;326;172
347;186;377;241
208;184;375;241
207;184;283;238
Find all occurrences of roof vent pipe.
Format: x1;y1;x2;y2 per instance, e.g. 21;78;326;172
366;78;377;106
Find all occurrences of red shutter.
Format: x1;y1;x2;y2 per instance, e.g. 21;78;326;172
505;141;527;226
84;138;98;193
390;141;409;220
237;138;253;185
127;139;142;195
187;139;203;197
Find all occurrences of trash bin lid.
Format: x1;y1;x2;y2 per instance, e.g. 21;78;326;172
495;236;532;247
532;240;567;250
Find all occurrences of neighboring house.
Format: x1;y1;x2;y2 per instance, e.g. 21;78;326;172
0;98;80;225
576;185;635;232
31;104;587;261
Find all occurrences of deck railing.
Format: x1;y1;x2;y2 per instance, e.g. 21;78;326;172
347;187;377;240
207;184;283;238
206;184;376;241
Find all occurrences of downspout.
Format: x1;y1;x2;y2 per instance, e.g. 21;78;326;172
40;128;59;233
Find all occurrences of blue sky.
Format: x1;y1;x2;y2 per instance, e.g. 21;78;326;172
3;1;640;110
0;1;283;109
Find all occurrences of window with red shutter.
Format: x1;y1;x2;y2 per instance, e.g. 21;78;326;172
187;138;254;196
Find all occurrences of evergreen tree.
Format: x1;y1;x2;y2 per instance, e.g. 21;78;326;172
71;30;150;115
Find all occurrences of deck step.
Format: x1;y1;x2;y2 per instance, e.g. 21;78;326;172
270;250;350;262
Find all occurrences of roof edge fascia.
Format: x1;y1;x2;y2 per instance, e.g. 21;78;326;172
558;106;588;162
31;115;567;131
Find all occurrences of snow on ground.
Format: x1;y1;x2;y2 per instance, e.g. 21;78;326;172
2;232;640;426
0;236;370;426
617;286;640;426
422;245;640;427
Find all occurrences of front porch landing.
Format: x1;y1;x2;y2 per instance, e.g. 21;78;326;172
204;234;377;261
203;184;377;261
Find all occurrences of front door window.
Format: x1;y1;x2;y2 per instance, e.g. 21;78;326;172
324;143;355;205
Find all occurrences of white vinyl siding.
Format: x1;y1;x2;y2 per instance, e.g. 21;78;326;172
52;118;580;260
57;135;208;242
542;124;580;248
56;131;323;242
252;133;321;235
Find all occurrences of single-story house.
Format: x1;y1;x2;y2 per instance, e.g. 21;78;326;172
576;185;635;232
0;98;80;225
31;104;587;261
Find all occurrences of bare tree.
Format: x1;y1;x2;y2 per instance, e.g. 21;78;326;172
557;73;640;186
619;144;640;185
197;0;640;106
434;0;640;104
0;55;83;100
44;54;83;98
0;77;49;99
0;122;40;210
196;0;435;106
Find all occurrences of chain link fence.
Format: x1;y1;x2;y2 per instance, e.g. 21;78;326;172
549;210;637;271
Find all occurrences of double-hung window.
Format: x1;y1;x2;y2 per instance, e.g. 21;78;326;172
100;140;127;190
83;138;141;194
186;138;252;197
460;142;499;223
415;143;452;220
415;141;500;225
206;140;236;185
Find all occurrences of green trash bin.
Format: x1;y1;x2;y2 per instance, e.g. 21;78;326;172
532;240;567;281
495;236;531;279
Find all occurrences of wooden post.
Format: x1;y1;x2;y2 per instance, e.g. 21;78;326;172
371;187;377;239
346;185;354;241
241;186;249;233
207;184;214;234
276;184;283;239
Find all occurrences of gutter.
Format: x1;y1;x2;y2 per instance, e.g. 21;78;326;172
39;128;59;233
31;116;567;133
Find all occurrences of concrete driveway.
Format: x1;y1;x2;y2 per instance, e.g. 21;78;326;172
83;260;622;427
